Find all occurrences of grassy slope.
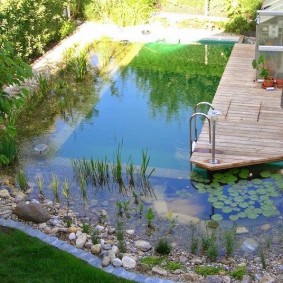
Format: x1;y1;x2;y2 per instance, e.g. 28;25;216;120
0;226;133;283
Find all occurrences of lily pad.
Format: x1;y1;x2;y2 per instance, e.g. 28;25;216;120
211;214;223;221
229;215;239;221
260;171;272;178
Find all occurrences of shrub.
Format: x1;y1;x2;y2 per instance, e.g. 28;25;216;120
155;238;172;255
0;0;68;61
60;20;77;39
223;228;236;257
84;0;156;27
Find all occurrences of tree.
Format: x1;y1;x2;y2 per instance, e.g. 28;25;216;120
0;39;32;165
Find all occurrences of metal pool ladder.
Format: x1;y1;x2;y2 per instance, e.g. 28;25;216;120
189;102;214;158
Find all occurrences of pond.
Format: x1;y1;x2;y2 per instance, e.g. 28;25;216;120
17;42;283;237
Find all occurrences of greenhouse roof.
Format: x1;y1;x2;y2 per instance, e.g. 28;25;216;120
261;0;283;12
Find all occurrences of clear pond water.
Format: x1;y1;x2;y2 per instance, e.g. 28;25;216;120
18;42;283;228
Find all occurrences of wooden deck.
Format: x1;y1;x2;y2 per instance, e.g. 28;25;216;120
190;43;283;171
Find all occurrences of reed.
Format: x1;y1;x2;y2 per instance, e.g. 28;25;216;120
36;175;44;197
80;174;88;214
17;170;29;193
62;179;70;211
50;174;60;203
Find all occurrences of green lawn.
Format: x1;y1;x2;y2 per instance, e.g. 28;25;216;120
0;226;133;283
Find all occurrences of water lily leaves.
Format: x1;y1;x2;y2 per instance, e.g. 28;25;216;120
222;207;233;213
239;168;249;179
211;214;223;221
237;212;247;218
260;171;272;178
252;178;263;185
213;202;224;209
239;202;249;208
229;215;239;221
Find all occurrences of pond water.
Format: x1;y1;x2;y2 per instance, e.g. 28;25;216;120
17;42;283;231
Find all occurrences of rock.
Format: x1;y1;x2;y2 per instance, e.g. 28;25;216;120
122;256;136;269
134;240;152;252
76;230;82;237
33;143;48;154
205;275;223;283
76;233;87;249
236;227;249;234
14;192;27;203
94;225;104;232
174;269;183;275
261;224;271;231
44;226;52;234
107;250;116;261
58;228;68;233
191;257;204;265
68;226;80;233
69;233;76;240
108;227;116;234
183;273;200;282
0;189;10;198
102;243;112;250
112;258;123;267
136;263;151;273
241;238;259;253
258;275;275;283
38;223;47;229
222;276;231;283
51;227;59;234
152;266;168;276
84;241;93;249
112;245;119;255
241;275;253;283
14;202;50;223
102;256;111;267
49;217;61;226
179;255;188;263
101;200;109;207
91;244;101;255
126;229;135;235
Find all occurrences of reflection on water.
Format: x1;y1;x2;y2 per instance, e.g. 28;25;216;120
19;42;278;226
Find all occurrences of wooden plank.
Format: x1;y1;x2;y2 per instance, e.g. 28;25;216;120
190;43;283;171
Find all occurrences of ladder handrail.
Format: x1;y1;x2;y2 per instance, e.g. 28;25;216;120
193;102;214;141
189;112;211;157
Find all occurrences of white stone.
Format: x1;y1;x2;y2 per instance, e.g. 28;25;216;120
134;240;152;252
14;192;27;203
241;238;259;253
69;232;76;240
44;226;52;234
94;225;104;232
112;245;119;255
76;230;82;237
258;275;276;283
125;229;135;235
112;258;123;267
76;233;87;249
261;224;271;231
38;223;47;229
236;227;249;234
102;256;111;267
152;266;168;276
0;189;10;198
122;256;136;269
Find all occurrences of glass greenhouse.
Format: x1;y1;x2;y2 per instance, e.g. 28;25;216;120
256;0;283;79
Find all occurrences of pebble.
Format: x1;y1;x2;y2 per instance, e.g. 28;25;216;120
122;256;136;269
112;258;123;267
152;266;168;276
102;256;111;267
68;232;76;240
134;240;152;252
44;226;52;234
91;244;101;255
236;227;249;234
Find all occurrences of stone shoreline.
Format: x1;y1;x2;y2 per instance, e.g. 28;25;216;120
0;177;282;283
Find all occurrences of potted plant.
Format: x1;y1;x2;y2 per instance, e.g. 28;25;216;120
275;74;283;88
252;55;274;88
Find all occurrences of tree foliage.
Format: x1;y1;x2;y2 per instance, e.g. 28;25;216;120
0;0;67;61
0;39;32;165
225;0;263;34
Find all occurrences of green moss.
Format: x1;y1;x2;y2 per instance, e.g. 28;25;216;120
165;261;185;271
195;266;224;276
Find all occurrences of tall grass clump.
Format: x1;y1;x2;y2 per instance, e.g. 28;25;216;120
189;223;199;254
62;179;70;211
50;174;60;203
17;170;29;193
36;175;44;197
201;230;218;261
112;144;124;190
116;219;127;253
223;228;236;257
79;174;88;214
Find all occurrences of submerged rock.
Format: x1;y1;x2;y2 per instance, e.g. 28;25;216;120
241;238;259;253
33;143;48;154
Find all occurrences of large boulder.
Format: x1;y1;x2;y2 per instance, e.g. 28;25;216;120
14;202;50;223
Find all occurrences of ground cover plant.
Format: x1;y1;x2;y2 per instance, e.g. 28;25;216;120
0;226;132;283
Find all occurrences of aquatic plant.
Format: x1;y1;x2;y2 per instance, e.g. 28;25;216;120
80;174;88;214
166;210;178;234
146;207;155;229
191;168;282;221
17;170;29;193
36;175;44;197
259;247;267;269
138;202;144;219
126;159;135;189
155;238;172;255
112;144;124;191
62;179;70;211
82;223;90;234
50;174;60;203
189;223;199;255
116;219;126;253
201;229;218;261
223;228;236;257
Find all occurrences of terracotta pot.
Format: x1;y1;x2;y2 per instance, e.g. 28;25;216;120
276;78;283;88
263;77;275;88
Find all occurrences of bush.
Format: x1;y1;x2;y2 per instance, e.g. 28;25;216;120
84;0;156;26
155;238;172;255
0;0;68;61
225;0;262;34
60;20;77;39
